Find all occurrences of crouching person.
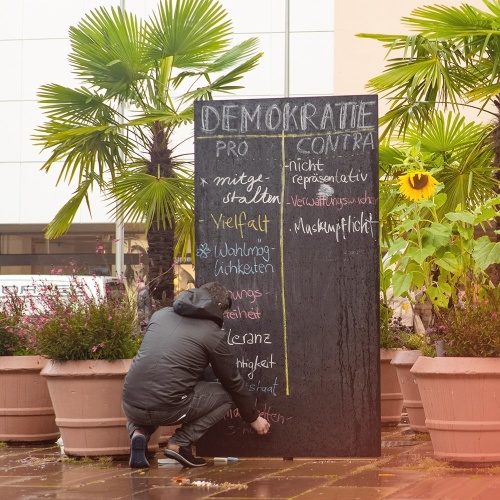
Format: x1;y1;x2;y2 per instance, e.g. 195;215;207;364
122;281;270;468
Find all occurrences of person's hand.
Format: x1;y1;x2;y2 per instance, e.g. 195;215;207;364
250;416;270;435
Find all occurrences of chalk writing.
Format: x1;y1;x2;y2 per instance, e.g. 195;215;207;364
291;168;368;190
210;212;271;238
214;241;272;262
230;288;263;303
236;354;276;379
213;172;266;192
226;400;292;425
215;140;248;157
222;186;280;204
200;101;376;134
296;131;376;154
213;241;275;276
226;425;255;435
195;243;211;259
293;212;378;240
227;328;271;345
224;306;262;320
248;377;279;396
285;158;324;172
214;258;274;276
289;192;378;210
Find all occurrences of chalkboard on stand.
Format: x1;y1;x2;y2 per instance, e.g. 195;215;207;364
194;95;380;458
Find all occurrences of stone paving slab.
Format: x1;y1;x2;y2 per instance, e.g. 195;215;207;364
2;425;500;499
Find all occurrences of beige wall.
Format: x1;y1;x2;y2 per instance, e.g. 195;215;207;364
335;0;487;118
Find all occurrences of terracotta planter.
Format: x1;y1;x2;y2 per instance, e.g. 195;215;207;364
411;356;500;464
391;350;427;433
380;348;404;426
41;359;160;458
0;356;60;443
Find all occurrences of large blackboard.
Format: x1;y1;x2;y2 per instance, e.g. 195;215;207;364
194;95;380;458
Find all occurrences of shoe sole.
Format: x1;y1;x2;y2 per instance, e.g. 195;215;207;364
164;449;206;467
129;434;150;468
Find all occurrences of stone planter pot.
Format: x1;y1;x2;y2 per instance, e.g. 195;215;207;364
0;355;60;443
411;356;500;464
380;348;403;426
41;359;160;458
391;350;427;433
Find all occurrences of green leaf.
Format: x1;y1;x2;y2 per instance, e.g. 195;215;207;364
474;206;497;225
426;282;451;309
422;223;452;249
407;245;435;265
456;225;474;239
406;263;426;289
384;237;408;262
392;271;413;297
435;251;461;273
473;236;500;270
445;211;476;224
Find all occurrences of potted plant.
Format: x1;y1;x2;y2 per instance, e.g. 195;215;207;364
0;287;60;444
379;147;500;462
412;290;500;464
22;275;159;458
379;301;425;428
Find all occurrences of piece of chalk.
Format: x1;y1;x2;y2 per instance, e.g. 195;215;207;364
157;458;182;465
213;457;239;462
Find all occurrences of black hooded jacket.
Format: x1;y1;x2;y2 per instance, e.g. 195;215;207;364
122;288;259;423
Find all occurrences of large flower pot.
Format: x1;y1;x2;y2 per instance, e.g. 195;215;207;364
41;359;160;458
411;356;500;464
0;355;60;443
391;350;427;433
380;348;404;426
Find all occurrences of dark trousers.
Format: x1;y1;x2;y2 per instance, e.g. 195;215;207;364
122;381;234;447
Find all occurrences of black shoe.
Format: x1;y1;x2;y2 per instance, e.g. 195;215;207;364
164;445;207;467
129;433;150;468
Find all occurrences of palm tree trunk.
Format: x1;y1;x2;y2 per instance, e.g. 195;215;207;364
490;96;500;284
146;122;175;307
147;221;175;306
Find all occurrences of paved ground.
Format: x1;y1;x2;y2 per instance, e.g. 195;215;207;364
1;424;500;499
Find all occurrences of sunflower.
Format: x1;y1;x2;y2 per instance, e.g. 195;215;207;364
398;171;439;201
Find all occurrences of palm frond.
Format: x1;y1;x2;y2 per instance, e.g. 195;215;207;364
108;171;194;230
44;180;94;239
405;112;488;155
184;53;263;100
33;122;129;185
69;6;147;93
174;210;195;262
145;0;231;68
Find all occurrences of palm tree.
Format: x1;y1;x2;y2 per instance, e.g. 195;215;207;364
33;0;262;306
358;1;500;212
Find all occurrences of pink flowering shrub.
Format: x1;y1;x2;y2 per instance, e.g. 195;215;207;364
427;289;500;357
0;288;37;356
1;276;140;361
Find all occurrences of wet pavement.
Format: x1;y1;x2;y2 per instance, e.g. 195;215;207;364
2;423;500;499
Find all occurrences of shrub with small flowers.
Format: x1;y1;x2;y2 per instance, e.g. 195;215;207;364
425;289;500;357
0;287;38;356
10;276;141;361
